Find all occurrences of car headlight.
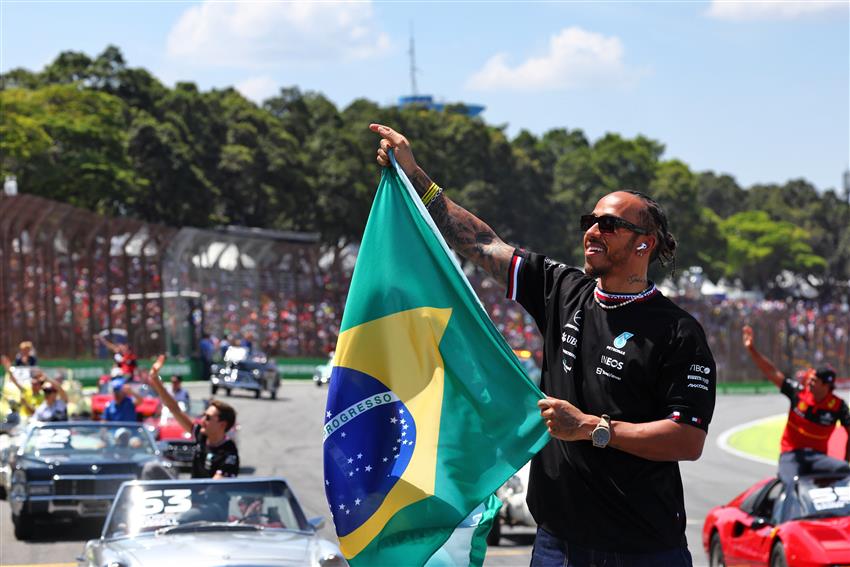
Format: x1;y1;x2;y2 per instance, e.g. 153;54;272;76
10;469;28;500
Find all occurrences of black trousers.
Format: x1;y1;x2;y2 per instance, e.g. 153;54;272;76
778;448;850;487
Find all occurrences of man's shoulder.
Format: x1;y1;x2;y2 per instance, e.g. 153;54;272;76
534;255;592;290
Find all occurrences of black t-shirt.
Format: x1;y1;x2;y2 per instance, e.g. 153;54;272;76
509;250;716;553
191;424;240;479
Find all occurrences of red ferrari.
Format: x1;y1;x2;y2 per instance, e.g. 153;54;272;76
703;472;850;567
144;399;207;470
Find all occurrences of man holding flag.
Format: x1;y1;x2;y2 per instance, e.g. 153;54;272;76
322;125;551;566
367;124;716;567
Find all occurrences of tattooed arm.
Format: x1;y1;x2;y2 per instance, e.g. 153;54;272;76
370;123;514;286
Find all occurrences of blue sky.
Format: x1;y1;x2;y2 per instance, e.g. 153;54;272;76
2;0;848;192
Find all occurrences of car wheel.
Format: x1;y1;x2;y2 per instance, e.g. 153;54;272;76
709;532;725;567
770;542;788;567
211;385;218;395
226;389;232;397
486;516;501;546
13;510;34;540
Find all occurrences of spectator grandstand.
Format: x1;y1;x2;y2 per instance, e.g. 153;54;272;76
2;193;846;382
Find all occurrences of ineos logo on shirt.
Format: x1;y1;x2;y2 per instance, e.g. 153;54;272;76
600;355;623;370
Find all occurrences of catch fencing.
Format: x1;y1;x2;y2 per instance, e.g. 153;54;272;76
0;194;322;359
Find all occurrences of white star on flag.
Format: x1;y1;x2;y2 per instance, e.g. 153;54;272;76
365;465;372;471
326;411;332;418
355;498;361;505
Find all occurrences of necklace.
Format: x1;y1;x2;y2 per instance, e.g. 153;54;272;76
594;282;657;310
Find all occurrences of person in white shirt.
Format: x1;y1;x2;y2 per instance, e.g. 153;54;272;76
34;379;68;422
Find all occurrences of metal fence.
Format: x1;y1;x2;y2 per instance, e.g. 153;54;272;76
1;194;176;358
1;194;323;359
2;193;847;379
159;225;324;358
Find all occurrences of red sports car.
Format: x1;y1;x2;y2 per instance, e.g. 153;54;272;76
145;399;207;470
703;472;850;567
90;378;160;421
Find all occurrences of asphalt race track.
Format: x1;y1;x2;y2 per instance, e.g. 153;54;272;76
0;381;791;567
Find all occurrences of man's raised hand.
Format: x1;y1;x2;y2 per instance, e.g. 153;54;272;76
369;124;418;177
150;354;166;378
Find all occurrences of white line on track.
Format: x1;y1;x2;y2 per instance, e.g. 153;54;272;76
715;413;784;466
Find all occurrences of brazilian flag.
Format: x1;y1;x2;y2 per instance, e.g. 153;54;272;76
322;155;549;566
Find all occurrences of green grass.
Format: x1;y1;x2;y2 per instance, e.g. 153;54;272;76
726;416;785;462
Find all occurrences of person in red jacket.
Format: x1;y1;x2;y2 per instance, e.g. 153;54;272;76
95;334;138;378
742;325;850;487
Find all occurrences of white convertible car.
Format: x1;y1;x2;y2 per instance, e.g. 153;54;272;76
80;477;347;567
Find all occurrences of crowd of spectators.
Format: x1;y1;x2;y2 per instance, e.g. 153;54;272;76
5;230;848;381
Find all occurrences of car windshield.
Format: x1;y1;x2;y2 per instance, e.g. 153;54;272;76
24;424;155;457
103;480;309;538
234;360;265;371
794;474;850;520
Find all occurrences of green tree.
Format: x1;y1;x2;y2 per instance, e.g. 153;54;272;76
719;210;826;293
0;85;137;214
696;172;745;218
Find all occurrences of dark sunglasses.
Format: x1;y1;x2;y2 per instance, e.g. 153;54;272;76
202;413;218;421
580;214;648;235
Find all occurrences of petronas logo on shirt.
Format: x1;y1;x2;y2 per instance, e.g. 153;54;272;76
613;332;634;349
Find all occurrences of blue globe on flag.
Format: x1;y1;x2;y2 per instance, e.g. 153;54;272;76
323;366;417;536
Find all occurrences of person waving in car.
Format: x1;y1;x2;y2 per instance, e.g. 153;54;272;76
147;355;240;479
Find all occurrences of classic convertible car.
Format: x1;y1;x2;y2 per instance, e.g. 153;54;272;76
80;477;347;566
703;472;850;567
5;421;173;539
210;347;279;399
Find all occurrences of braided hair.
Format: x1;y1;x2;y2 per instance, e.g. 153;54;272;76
622;190;677;273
